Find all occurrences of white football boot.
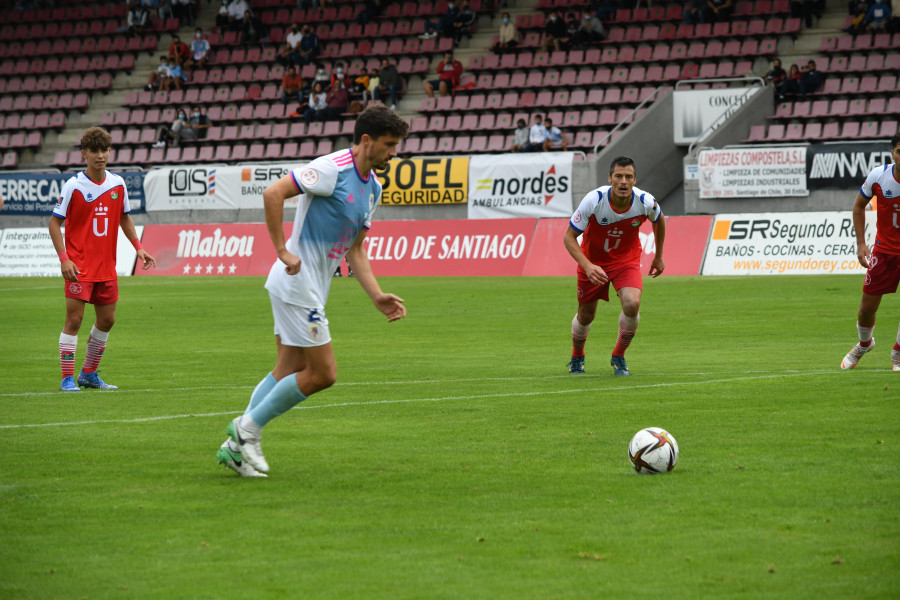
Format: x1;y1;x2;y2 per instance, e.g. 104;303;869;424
227;417;269;473
841;338;874;370
217;442;267;478
891;349;900;372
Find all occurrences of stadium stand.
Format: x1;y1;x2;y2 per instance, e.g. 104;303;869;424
1;0;894;171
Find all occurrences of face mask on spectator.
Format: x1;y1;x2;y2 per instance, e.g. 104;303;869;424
193;112;200;118
502;17;509;23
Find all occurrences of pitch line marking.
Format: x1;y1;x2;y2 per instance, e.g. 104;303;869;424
0;370;884;430
0;368;859;399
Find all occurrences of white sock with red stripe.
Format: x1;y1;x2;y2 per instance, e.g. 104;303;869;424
59;333;77;379
82;326;109;374
571;315;591;358
857;322;874;347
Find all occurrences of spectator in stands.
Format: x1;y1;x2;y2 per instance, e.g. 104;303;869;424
574;10;606;47
492;12;518;54
142;0;160;18
174;0;195;26
702;0;733;23
146;55;174;91
356;0;383;25
510;118;529;153
167;57;188;91
375;58;402;109
352;67;371;98
420;2;460;39
227;0;250;31
168;34;191;67
240;9;266;46
281;66;304;105
277;23;304;67
524;114;547;152
320;79;350;121
764;57;787;100
542;118;568;152
541;10;569;52
863;0;892;31
184;27;210;71
330;61;351;91
360;67;379;103
125;1;150;38
790;0;817;28
313;62;331;89
423;51;463;98
296;25;321;66
783;63;803;96
158;0;174;21
453;0;478;44
683;0;706;24
153;108;187;148
799;59;824;95
565;12;581;42
846;0;870;33
174;105;212;146
304;82;329;125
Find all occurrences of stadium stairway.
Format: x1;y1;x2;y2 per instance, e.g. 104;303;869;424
29;8;220;171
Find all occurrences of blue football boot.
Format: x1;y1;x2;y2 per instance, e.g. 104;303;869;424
60;376;81;392
610;355;630;376
567;356;585;374
77;370;118;389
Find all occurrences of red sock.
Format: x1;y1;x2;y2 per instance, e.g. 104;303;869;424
612;313;639;356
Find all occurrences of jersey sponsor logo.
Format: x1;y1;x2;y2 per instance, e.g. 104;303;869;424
300;167;320;187
93;204;110;237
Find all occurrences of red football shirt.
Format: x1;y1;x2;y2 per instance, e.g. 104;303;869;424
569;185;662;271
52;171;130;282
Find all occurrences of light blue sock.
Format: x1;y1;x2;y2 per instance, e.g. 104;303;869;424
244;373;279;414
248;373;307;428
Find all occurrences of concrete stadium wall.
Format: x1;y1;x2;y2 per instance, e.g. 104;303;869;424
683;87;853;215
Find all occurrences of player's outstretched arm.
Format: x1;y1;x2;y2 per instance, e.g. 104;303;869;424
48;215;78;282
120;213;156;270
264;175;302;275
649;214;666;278
346;230;406;323
851;192;871;269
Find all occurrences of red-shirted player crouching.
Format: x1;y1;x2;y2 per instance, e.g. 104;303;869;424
563;156;666;376
48;127;156;391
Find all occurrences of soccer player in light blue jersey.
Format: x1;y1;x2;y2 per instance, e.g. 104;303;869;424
218;104;410;476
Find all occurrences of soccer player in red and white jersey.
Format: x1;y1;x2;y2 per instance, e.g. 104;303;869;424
48;127;156;392
841;133;900;370
563;156;666;376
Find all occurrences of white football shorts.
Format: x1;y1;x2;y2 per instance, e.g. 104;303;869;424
269;292;331;348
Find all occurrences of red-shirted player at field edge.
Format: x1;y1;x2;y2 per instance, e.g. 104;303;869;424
48;127;156;392
564;156;666;376
841;132;900;371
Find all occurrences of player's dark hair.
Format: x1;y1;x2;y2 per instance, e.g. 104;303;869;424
353;104;409;144
81;127;112;152
609;156;635;176
892;132;900;150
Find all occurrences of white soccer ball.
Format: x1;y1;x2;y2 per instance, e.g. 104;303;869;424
628;427;679;474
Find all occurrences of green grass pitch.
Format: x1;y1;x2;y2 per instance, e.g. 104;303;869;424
1;274;898;599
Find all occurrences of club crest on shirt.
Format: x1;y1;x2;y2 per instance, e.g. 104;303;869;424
111;192;119;200
631;218;641;227
300;167;319;187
